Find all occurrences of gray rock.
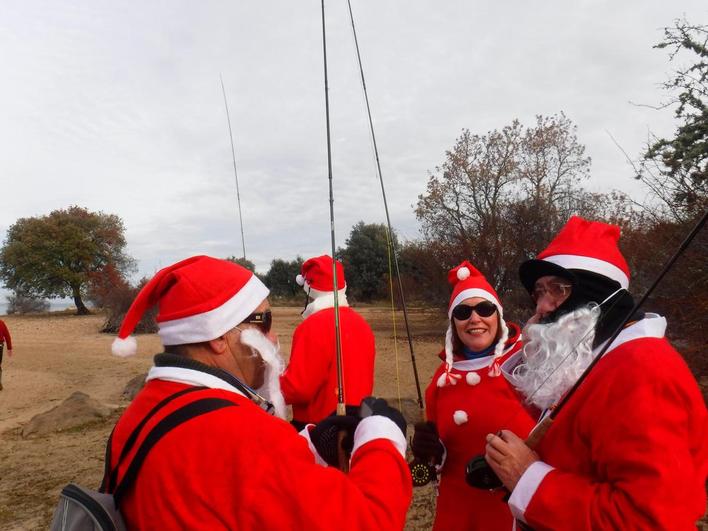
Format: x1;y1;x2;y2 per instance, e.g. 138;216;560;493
122;373;147;401
22;391;116;438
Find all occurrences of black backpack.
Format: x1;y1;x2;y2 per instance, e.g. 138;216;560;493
50;387;236;531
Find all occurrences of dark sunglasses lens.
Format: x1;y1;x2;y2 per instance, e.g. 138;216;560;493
474;302;497;317
453;302;496;320
452;305;473;320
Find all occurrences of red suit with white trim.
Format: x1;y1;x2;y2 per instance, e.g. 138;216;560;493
426;323;535;531
508;316;708;530
502;217;708;530
281;255;376;425
107;255;411;529
281;306;375;424
111;365;411;530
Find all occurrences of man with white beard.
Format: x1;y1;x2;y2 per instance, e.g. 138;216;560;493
485;216;708;530
106;256;411;529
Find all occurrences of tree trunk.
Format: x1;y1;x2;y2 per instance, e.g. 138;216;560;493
72;287;90;315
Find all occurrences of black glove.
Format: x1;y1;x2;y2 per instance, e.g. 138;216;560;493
309;414;360;467
411;421;444;464
360;397;407;437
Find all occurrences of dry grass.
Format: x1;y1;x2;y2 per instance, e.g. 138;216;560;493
0;308;705;530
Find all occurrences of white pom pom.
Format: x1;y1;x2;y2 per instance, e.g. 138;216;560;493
453;410;468;425
466;372;481;386
112;336;138;357
436;372;448;388
295;274;305;286
457;266;470;280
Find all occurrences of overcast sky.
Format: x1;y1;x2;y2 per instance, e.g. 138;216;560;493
1;1;705;294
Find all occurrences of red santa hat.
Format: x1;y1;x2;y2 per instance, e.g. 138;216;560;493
438;261;509;386
519;216;630;292
295;255;346;299
111;255;269;357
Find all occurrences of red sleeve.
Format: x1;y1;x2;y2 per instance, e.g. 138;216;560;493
0;321;11;350
424;362;446;424
252;415;412;530
523;353;708;530
280;318;332;406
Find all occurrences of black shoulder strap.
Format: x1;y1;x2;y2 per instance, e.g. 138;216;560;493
113;396;237;506
100;386;207;493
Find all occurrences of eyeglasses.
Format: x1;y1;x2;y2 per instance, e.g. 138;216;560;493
240;310;273;334
452;301;497;320
531;281;572;303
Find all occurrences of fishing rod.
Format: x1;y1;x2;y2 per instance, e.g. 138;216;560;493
466;208;708;490
219;74;247;260
319;0;348;472
345;0;424;409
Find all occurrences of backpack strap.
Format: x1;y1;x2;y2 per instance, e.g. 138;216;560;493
100;386;207;493
112;395;238;507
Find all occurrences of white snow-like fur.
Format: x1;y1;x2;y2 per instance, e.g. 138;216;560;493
457;267;470;280
453;410;468;425
111;336;137;357
466;372;481;385
295;274;305;286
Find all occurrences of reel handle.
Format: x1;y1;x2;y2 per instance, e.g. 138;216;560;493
409;458;436;487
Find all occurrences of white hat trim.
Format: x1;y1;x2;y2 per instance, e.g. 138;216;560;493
158;274;270;345
449;288;502;318
543;254;629;289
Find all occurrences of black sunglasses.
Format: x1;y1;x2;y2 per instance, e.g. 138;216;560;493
241;309;273;334
452;301;497;320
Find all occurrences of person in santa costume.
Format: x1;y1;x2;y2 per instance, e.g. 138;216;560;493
106;255;411;529
280;255;376;429
485;216;708;530
411;261;535;531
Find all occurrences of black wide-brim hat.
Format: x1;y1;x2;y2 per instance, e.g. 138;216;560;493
519;258;577;294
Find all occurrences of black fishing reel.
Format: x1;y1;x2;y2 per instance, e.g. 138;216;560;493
409;458;437;487
465;454;503;490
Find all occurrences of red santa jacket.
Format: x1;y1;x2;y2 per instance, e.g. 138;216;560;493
0;320;12;350
109;359;411;530
509;314;708;530
281;306;375;424
425;322;536;531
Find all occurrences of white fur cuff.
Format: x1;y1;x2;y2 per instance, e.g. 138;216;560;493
351;416;406;459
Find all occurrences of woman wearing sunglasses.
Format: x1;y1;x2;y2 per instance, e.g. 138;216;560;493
412;261;535;531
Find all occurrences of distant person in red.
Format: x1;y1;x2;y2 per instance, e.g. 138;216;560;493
280;255;376;429
0;318;13;391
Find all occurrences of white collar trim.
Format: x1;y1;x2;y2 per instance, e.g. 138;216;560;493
452;355;495;371
597;313;666;355
452;340;519;371
146;366;247;398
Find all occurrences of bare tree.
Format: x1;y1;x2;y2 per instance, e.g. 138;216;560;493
415;114;595;304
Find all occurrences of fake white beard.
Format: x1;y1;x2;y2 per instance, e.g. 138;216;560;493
511;306;599;410
239;328;287;420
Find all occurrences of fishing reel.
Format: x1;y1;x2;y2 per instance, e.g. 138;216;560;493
465;454;503;490
409;458;437;487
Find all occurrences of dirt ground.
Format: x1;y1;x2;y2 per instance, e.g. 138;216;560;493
0;307;447;530
0;307;705;530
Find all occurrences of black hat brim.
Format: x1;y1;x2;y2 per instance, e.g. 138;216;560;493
519;259;577;293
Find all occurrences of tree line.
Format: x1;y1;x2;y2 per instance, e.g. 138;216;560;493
0;20;704;367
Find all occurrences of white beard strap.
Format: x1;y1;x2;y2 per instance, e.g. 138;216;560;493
240;328;287;419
